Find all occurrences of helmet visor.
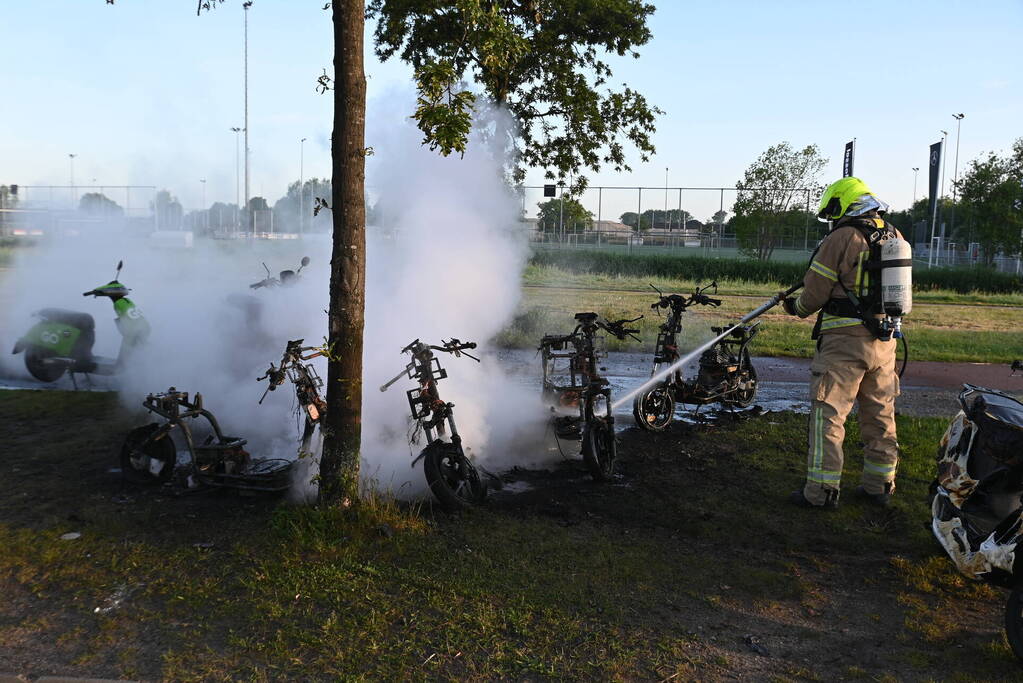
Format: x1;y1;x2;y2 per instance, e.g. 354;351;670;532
845;194;889;217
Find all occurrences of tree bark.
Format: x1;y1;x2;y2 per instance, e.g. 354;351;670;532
320;0;366;505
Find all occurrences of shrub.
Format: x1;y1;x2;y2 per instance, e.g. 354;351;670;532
529;249;1023;294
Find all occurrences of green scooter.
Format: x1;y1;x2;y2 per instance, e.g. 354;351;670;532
12;261;150;385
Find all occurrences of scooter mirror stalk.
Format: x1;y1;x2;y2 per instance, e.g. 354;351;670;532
115;260;123;279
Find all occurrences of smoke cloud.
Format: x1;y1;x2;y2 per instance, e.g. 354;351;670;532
0;96;548;502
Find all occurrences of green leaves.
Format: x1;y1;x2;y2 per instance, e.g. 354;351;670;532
413;61;476;157
732;142;827;260
535;196;593;233
368;0;659;188
954;138;1023;263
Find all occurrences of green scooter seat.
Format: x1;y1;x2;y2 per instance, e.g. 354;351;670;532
38;308;96;331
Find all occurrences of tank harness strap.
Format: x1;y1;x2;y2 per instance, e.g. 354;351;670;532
814;219;898;342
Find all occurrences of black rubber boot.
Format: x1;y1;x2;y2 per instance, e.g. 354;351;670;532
789;488;839;509
856;482;894;507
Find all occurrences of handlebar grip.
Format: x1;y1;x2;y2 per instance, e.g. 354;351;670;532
82;290;95;296
624;328;640;335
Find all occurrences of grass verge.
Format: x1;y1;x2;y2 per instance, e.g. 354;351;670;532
498;280;1023;363
0;389;1019;680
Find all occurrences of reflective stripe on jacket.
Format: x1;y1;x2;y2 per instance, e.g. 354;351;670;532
792;215;903;336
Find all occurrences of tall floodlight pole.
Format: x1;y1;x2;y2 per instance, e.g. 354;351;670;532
300;137;307;236
912;167;919;206
939;129;948;259
230;126;242;228
664;167;669;232
243;1;251;235
68;153;76;207
200;178;207;232
950;113;965;241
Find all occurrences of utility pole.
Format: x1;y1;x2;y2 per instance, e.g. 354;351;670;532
243;1;251;235
950;113;965;240
230;126;242;229
300;137;307;236
912;167;919;206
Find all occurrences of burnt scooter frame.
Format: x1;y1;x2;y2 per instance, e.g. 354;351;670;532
633;282;760;431
931;378;1023;661
258;338;327;455
380;338;487;511
120;388;292;492
540;313;642;480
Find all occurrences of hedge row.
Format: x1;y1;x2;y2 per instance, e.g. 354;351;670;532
530;249;1023;294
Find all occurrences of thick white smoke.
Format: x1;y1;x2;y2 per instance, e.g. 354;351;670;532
0;98;548;502
359;99;545;496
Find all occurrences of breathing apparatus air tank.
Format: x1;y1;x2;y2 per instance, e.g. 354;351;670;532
879;236;912;337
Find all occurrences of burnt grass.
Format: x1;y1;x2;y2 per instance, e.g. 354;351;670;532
0;389;1019;681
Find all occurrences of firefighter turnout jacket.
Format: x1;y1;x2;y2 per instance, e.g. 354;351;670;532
791;215;905;338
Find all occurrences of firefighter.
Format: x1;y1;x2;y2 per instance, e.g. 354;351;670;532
780;177;907;508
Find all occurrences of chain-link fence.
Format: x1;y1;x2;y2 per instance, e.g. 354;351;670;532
0;185;157;237
519;184;819;261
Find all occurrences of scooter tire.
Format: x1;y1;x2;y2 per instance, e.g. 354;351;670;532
120;424;176;485
24;347;66;383
724;352;758;409
422;442;486;512
582;418;616;481
633;386;675;432
1005;587;1023;663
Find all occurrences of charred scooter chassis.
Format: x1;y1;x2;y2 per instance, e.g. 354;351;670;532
633;282;759;431
380;339;487;511
258;338;327;455
249;256;310;291
120;388;292;492
539;313;642;480
932;380;1023;660
12;261;150;386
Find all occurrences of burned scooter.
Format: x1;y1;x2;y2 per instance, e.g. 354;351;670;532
120;388;292;492
932;376;1023;661
257;338;327;457
249;256;310;291
633;282;759;430
539;312;642;480
12;260;150;387
380;338;488;511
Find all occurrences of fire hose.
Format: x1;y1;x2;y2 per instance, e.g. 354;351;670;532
612;281;908;411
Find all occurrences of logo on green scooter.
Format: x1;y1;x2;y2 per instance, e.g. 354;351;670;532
25;323;80;356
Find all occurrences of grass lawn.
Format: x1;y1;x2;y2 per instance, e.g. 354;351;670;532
498;266;1023;363
0;388;1018;680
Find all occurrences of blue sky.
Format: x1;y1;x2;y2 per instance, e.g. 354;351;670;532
2;0;1020;219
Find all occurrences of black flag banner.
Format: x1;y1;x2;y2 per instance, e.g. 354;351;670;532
842;140;855;177
928;140;942;222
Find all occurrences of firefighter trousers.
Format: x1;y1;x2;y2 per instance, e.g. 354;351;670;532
803;332;900;506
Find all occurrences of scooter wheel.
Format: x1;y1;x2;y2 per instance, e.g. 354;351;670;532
724;353;758;408
633;386;675;431
582;418;616;481
24;347;66;383
120;424;176;485
423;442;486;512
1005;586;1023;662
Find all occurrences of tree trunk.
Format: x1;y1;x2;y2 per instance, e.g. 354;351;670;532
320;0;366;506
